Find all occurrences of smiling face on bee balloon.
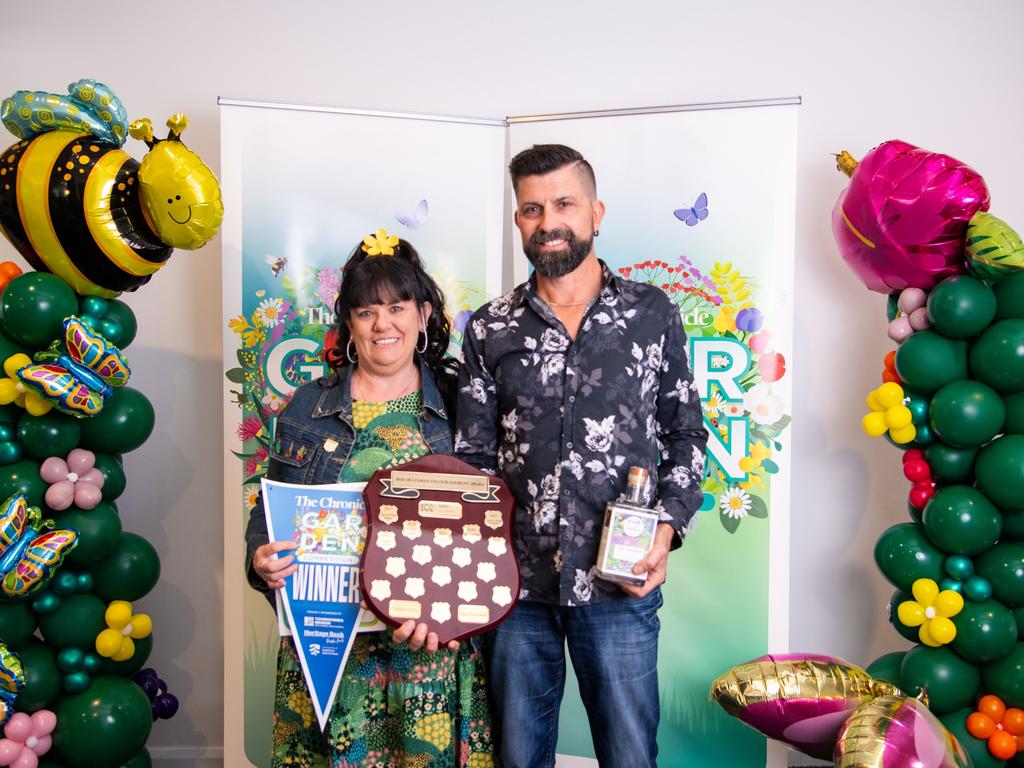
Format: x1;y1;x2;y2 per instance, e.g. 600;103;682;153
130;115;223;250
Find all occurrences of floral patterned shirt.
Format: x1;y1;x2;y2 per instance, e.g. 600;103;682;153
455;263;708;606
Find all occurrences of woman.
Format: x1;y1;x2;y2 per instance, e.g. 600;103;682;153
245;230;493;767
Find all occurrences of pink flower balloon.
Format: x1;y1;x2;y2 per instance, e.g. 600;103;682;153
832;140;990;293
888;316;914;343
0;709;55;768
39;449;104;511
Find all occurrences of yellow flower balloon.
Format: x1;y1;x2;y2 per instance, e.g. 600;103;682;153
861;383;916;444
94;600;153;660
897;578;964;647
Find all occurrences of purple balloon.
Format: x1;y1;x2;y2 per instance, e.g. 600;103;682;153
155;693;179;719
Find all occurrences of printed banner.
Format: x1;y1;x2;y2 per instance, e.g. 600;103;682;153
261;479;367;730
508;103;797;767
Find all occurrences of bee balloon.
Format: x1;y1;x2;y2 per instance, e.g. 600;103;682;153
0;79;223;297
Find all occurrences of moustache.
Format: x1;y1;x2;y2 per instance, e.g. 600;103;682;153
530;229;576;247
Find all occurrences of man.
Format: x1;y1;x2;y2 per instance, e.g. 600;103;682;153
455;144;708;767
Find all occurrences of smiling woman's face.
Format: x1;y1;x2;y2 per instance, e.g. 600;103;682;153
347;296;430;376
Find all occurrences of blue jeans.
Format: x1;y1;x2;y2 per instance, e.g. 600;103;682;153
484;589;663;768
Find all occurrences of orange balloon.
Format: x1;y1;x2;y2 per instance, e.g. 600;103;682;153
882;370;901;384
884;350;897;369
1004;708;1024;736
989;730;1016;760
979;695;1007;722
1015;733;1024;752
968;712;997;739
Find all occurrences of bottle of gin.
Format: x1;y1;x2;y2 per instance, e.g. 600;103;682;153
595;466;660;585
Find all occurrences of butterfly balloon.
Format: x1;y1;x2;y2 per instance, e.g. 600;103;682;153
0;494;77;600
0;644;25;728
674;192;709;226
17;316;131;418
396;198;429;230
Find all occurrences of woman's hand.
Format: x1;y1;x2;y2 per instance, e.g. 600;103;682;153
252;541;298;590
392;620;460;653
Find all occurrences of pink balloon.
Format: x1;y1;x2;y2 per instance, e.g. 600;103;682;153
43;481;75;512
65;449;95;475
12;749;38;768
73;483;102;510
0;739;21;761
2;715;31;742
832;140;989;293
38;458;68;484
29;711;55;737
898;287;927;314
908;307;931;330
888;317;914;342
78;469;104;489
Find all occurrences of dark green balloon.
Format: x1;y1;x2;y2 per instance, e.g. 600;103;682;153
104;300;137;349
995;272;1024;321
17;411;81;461
96;633;152;676
1016;606;1024;639
970;319;1024;393
1006;510;1024;542
977;543;1024;606
875;523;946;589
14;641;61;711
907;393;929;425
0;273;78;349
865;651;906;687
929;380;1005;447
977;435;1024;509
54;675;153;768
1005;392;1024;434
946;555;975;580
912;423;935;447
982;642;1024;707
925;442;978;483
119;748;152;768
895;331;969;394
90;533;161;602
0;458;46;507
0;327;27;363
78;296;107;318
951;599;1018;664
0;601;37;647
79;388;154;454
888;589;921;643
887;293;900;322
922;486;1002;555
37;593;106;650
927;275;998;338
91;453;126;501
965;576;994;602
57;646;85;672
900;644;981;714
56;503;121;566
940;709;1007;768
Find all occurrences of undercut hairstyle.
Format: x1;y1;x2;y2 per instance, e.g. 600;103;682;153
509;144;597;198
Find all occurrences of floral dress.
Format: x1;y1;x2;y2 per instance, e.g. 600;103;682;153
272;392;494;768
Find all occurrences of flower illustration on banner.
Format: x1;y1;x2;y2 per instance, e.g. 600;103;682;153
622;257;790;532
255;297;285;328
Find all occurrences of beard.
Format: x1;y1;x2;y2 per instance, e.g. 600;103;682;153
524;227;593;278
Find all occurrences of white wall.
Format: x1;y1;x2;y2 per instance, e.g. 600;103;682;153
5;1;1024;763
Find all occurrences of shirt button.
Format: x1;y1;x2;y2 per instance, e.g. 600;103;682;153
569;396;576;403
566;442;573;449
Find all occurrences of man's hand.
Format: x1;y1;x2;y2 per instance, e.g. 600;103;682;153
252;541;299;590
619;524;675;598
392;620;461;653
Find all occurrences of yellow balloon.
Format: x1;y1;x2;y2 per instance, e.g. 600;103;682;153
929;616;957;644
130;614;153;639
889;424;917;444
2;354;30;377
876;382;904;409
934;590;965;618
919;622;941;647
0;380;20;405
95;628;123;658
138;139;224;250
912;579;939;605
866;391;882;411
863;412;888;437
23;394;52;416
111;637;135;662
898;600;925;627
885;405;912;429
105;600;133;629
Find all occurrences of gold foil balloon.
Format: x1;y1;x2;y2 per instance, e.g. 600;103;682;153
709;653;900;760
835;694;970;768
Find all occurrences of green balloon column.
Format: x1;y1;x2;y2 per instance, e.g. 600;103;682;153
854;181;1024;763
0;268;173;767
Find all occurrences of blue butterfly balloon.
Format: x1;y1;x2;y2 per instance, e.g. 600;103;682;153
674;193;709;226
0;493;78;600
0;644;25;727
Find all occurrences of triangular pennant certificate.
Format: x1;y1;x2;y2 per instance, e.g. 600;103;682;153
261;479;368;731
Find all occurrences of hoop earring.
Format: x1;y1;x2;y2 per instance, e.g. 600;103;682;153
593;229;600;237
416;330;428;355
346;340;357;364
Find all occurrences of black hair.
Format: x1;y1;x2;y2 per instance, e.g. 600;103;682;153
326;237;460;416
509;144;596;197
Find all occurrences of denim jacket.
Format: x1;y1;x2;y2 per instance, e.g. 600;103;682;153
244;360;454;599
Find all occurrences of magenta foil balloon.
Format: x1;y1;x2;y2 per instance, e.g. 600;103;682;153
832;140;990;293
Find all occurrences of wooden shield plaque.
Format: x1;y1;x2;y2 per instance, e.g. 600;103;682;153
360;454;519;643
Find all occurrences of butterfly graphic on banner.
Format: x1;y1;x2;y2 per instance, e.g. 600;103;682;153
0;493;78;600
674;192;709;226
17;316;131;418
0;643;26;727
396;198;429;230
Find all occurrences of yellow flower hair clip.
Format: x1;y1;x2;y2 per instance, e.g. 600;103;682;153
362;228;400;256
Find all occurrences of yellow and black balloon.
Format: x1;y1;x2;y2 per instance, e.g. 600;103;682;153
0;79;223;297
